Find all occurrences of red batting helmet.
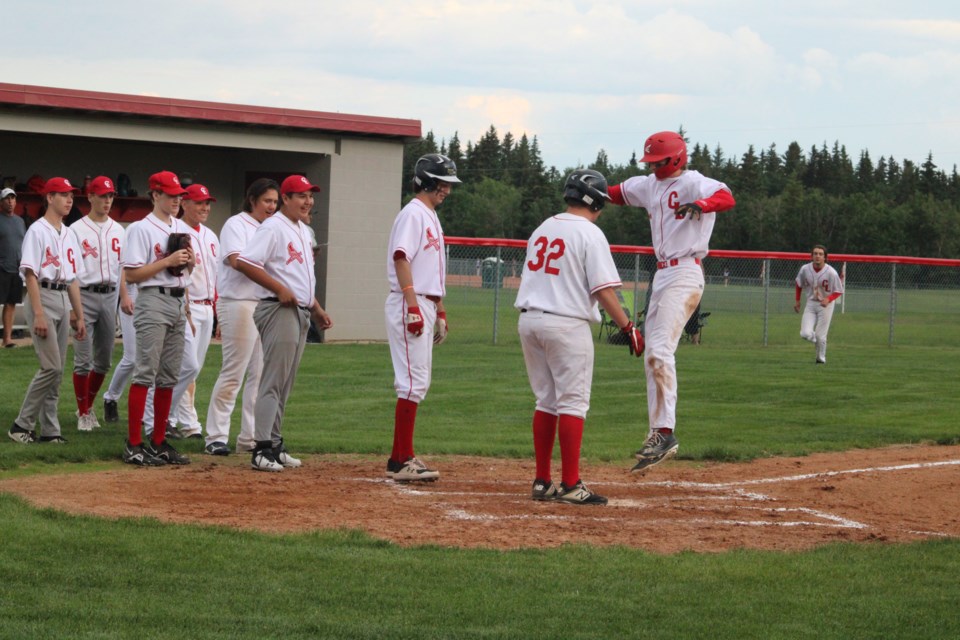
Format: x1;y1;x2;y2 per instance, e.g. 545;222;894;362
641;131;687;180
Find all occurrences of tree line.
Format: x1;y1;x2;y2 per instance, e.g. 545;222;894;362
403;126;960;259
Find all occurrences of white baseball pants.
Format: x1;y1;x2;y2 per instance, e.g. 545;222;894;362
643;262;704;433
800;301;835;362
205;298;262;449
518;311;594;418
385;292;437;403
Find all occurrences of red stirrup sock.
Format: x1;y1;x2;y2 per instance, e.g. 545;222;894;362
558;414;585;488
72;373;89;415
393;398;419;461
86;371;106;407
152;387;174;447
127;384;149;446
532;410;558;481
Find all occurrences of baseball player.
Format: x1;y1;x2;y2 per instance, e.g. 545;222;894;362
608;131;736;473
1;187;26;348
205;178;279;455
119;170;195;466
69;176;123;431
794;244;843;364
144;184;220;439
101;269;136;424
235;174;332;472
8;177;87;444
384;154;460;483
515;170;643;505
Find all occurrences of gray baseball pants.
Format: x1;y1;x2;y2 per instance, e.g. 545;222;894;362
132;288;186;389
252;301;309;446
16;288;70;437
72;288;118;375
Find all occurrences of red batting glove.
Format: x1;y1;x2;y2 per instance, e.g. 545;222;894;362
406;306;424;336
622;322;644;357
434;311;448;345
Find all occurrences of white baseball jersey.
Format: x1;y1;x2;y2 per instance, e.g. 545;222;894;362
387;198;445;296
186;223;220;302
69;216;124;287
121;213;194;288
617;170;730;261
19;218;83;284
796;263;843;303
514;213;622;323
237;212;315;307
217;212;263;301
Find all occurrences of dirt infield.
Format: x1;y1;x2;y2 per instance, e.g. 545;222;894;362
2;444;958;553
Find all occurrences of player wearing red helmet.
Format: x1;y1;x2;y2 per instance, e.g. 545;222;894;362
608;131;735;474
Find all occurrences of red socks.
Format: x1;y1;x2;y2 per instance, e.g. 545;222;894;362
127;384;148;446
557;414;585;488
532;410;558;481
72;373;89;415
392;398;419;462
87;371;106;408
152;387;174;446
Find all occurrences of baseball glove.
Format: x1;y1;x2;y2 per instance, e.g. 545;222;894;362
166;232;192;276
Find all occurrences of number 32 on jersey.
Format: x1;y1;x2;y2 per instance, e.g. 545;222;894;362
528;236;565;275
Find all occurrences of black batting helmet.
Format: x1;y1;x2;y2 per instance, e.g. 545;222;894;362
413;154;462;192
563;169;611;212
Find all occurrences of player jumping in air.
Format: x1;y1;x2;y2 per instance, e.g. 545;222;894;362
608;131;736;474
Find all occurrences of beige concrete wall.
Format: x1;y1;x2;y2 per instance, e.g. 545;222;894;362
1;112;406;342
322;139;404;341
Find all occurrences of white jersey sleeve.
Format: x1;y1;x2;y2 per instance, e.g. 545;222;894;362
20;218;83;284
386;199;445;297
796;263;844;302
69;216;124;287
120;213;193;288
238;213;316;306
217;212;262;300
619;170;730;262
514;213;621;323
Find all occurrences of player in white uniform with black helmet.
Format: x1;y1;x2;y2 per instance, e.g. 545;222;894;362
383;154;460;482
235;174;332;472
515;170;644;505
608;131;736;474
119;170;195;466
794;244;843;364
9;177;87;444
69;176;123;432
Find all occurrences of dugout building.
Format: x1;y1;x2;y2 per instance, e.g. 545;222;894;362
0;83;422;341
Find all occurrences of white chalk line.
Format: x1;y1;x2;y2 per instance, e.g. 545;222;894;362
364;457;959;535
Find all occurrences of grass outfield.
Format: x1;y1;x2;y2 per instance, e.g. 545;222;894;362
1;308;959;638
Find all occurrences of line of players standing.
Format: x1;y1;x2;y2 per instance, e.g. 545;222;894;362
6;171;331;471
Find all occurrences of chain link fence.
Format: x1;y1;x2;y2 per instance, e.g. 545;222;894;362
444;238;960;349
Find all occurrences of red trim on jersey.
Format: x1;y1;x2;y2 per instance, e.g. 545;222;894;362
608;184;625;206
696;189;736;213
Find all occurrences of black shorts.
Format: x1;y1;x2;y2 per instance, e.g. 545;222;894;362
0;271;24;305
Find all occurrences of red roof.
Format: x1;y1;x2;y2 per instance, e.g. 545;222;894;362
0;83;421;139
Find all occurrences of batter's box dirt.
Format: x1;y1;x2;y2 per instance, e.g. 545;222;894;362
2;444;958;553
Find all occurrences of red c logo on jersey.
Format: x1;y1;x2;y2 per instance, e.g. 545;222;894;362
112;237;120;260
210;243;217;258
67;248;76;273
668;191;682;217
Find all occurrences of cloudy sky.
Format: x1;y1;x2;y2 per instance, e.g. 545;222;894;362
5;1;959;173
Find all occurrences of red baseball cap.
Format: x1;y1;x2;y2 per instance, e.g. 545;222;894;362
88;176;116;196
40;177;80;195
280;175;321;195
183;184;217;202
148;171;189;196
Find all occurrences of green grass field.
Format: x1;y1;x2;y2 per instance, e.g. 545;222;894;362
1;291;959;638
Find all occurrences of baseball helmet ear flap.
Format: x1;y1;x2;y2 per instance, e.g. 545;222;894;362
563;169;612;212
641;131;688;179
413;153;462;192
